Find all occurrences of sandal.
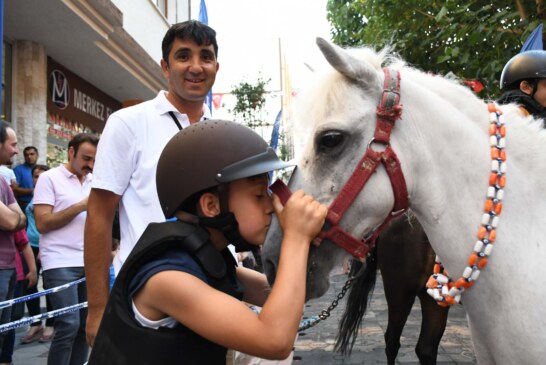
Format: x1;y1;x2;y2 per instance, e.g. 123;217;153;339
20;326;43;344
39;327;55;343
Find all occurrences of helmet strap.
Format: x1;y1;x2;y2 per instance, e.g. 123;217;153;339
198;184;255;252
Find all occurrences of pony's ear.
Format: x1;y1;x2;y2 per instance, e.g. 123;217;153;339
316;37;378;85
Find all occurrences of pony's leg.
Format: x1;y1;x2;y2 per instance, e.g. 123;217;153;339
379;215;435;365
383;287;415;365
415;291;449;365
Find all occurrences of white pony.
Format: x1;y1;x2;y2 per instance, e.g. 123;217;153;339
262;38;546;365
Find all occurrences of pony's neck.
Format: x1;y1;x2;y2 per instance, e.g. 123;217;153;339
401;82;491;272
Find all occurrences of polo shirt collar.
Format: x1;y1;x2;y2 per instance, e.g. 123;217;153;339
155;91;211;121
60;164;92;183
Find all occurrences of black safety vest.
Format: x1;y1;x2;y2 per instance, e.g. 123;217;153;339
88;220;244;365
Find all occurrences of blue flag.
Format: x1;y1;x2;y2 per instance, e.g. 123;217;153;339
270;110;282;150
198;0;208;24
269;110;282;182
521;24;543;52
198;0;212;113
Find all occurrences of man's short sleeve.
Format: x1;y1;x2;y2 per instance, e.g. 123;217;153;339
33;171;55;206
0;177;15;206
91;113;137;196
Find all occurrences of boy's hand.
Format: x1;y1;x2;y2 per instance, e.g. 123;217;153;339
26;270;38;288
272;190;328;243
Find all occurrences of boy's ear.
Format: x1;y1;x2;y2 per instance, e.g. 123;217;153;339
520;80;534;96
199;192;221;217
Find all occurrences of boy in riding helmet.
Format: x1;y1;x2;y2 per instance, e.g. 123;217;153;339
498;50;546;122
88;120;328;365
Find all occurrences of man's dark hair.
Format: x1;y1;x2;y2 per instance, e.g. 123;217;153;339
68;133;99;156
0;121;12;144
23;146;38;155
32;164;50;175
161;20;218;64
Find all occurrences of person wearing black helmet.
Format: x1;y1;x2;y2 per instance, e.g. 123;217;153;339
88;120;328;365
498;50;546;122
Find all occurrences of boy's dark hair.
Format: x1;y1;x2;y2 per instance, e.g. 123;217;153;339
23;146;38;154
32;164;50;175
68;133;99;156
180;174;268;215
161;20;218;64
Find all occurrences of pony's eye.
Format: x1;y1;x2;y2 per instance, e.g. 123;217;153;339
318;131;344;150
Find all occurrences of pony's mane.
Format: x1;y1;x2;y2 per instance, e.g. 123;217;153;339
290;44;546;171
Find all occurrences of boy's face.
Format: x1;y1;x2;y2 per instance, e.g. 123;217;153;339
533;79;546;108
520;79;546;108
228;176;273;246
32;168;45;187
161;37;219;104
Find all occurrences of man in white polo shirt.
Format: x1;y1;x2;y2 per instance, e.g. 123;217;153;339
84;20;219;346
34;133;98;365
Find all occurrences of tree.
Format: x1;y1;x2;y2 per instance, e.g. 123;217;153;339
230;76;271;128
326;0;540;97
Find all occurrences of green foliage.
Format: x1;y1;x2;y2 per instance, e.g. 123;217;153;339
326;0;541;98
230;76;271;128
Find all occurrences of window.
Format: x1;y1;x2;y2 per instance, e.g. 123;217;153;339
154;0;168;17
2;41;12;122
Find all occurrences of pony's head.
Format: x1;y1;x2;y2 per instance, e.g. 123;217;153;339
263;37;489;299
263;39;407;298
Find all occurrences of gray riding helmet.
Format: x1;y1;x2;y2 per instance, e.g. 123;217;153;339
500;50;546;90
157;119;294;218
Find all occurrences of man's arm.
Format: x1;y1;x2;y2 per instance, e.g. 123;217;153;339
12;181;33;197
34;197;87;234
84;188;120;346
0;200;26;231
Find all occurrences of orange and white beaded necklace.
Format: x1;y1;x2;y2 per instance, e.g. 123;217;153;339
426;103;506;306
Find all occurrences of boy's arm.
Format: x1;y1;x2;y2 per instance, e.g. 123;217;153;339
236;267;271;307
84;188;120;347
135;191;327;360
21;243;37;288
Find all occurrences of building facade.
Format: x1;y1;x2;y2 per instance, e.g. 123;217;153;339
3;0;191;165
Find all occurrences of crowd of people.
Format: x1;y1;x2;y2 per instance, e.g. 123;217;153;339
0;19;546;365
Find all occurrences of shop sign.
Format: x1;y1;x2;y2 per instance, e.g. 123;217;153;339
47;58;121;132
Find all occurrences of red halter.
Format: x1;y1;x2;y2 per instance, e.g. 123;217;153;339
270;68;409;259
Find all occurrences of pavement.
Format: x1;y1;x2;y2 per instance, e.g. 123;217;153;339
292;269;477;364
10;269;477;364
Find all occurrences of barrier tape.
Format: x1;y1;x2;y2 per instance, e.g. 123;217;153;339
0;277;86;310
0;278;315;333
0;301;88;333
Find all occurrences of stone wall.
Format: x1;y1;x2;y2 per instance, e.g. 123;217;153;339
13;41;48;165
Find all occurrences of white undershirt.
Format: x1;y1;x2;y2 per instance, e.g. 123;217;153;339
132;301;177;330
